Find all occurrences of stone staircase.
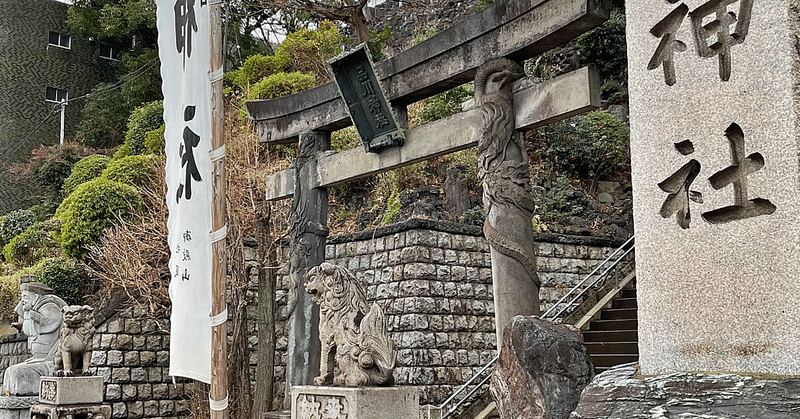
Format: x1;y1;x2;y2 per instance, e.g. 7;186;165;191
581;282;638;373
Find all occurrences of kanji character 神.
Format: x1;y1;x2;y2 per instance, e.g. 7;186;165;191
689;0;753;81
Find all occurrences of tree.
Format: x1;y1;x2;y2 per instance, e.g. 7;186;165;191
68;0;158;47
264;0;373;43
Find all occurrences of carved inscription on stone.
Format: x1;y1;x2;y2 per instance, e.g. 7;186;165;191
658;123;775;229
40;379;57;402
648;0;753;84
295;394;350;419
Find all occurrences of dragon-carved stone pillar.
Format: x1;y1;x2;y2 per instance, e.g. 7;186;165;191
285;132;330;408
475;58;541;343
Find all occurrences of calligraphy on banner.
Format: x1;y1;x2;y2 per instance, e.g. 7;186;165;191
157;0;214;383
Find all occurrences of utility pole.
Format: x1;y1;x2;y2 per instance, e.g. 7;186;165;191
59;99;66;145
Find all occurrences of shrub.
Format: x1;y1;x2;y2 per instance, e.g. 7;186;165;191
144;124;165;155
20;144;90;199
62;154;111;197
576;12;627;81
0;274;20;323
102;154;162;190
78;48;162;149
543;110;629;183
368;23;391;61
36;257;87;306
112;143;132;160
78;83;134;149
275;21;348;83
331;126;361;151
411;84;474;126
0;209;35;246
3;219;61;267
56;178;142;259
227;54;287;88
246;72;317;102
125;100;164;155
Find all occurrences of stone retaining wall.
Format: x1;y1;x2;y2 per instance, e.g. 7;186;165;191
0;220;622;413
0;333;28;377
0;308;191;419
269;219;623;406
89;308;191;419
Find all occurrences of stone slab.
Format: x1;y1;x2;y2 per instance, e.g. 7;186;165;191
265;67;600;200
627;0;800;375
291;386;419;419
573;363;800;418
38;376;103;405
0;396;37;419
30;403;111;419
419;405;442;419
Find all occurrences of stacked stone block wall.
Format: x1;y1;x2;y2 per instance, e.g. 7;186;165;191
0;333;29;378
0;308;191;419
89;307;192;419
269;219;623;407
0;221;622;413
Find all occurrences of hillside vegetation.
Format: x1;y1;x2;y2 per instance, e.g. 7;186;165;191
2;2;629;417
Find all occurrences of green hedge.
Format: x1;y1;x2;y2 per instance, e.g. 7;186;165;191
36;257;87;306
0;209;36;246
125;100;164;155
246;72;317;101
62;154;111;197
226;54;287;88
55;178;142;259
3;220;61;267
101;154;162;190
144;125;166;155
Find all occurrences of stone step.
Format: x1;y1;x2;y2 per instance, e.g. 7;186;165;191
584;341;639;354
600;308;638;320
582;330;638;342
612;297;638;309
589;354;639;368
588;318;638;331
620;288;637;299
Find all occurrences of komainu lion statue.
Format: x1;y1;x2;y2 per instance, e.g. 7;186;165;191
305;263;396;387
54;305;95;377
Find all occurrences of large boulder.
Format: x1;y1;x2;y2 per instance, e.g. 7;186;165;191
572;363;800;418
490;316;594;419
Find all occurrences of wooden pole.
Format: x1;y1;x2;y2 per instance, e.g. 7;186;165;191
253;204;276;417
209;1;228;418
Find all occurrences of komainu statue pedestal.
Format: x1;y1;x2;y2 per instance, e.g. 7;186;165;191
30;376;109;419
291;386;418;419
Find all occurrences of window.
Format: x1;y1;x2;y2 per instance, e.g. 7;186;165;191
48;31;71;49
99;44;122;61
46;87;68;103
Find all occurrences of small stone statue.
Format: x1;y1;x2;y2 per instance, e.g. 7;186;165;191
2;275;66;396
305;263;395;387
53;305;94;377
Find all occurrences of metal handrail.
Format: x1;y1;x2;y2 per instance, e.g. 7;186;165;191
437;235;635;419
541;235;635;321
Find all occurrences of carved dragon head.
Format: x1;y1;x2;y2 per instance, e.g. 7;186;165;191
475;58;525;105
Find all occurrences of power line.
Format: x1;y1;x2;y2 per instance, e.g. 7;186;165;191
6;55;160;160
6;103;62;157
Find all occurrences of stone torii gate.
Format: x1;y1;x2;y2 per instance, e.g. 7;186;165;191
246;0;609;406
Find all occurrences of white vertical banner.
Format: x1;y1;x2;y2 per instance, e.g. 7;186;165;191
157;0;213;384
